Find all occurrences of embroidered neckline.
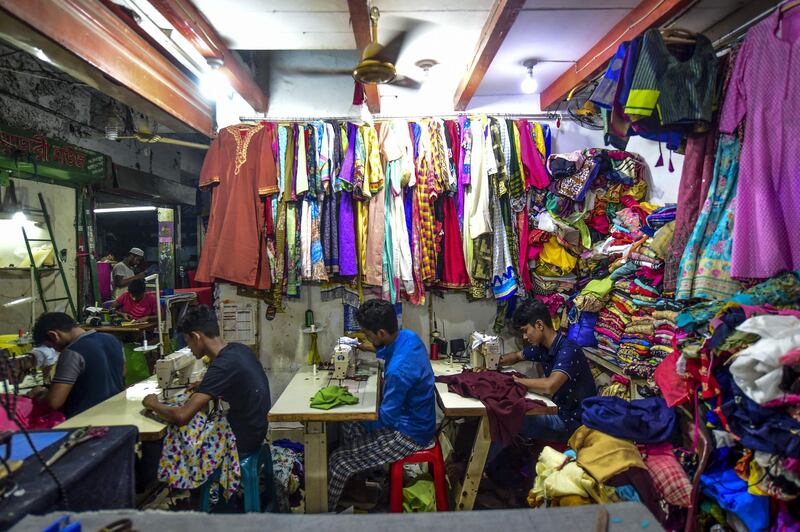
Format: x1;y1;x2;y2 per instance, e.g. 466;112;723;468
229;124;264;175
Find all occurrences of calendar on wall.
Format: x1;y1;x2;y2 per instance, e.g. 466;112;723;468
220;301;256;345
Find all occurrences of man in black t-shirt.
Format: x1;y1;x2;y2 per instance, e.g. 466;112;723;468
142;305;271;456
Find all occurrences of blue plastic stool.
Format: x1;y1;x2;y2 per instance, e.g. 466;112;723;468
199;444;276;513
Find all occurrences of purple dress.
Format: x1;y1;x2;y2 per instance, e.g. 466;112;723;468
337;123;358;276
720;9;800;279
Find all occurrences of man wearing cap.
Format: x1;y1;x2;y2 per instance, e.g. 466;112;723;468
112;247;146;298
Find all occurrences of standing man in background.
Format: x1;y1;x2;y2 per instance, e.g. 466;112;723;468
112;247;146;298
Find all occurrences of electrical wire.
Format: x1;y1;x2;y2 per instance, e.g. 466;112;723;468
0;357;69;509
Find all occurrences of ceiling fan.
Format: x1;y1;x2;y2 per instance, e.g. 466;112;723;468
100;111;209;150
276;7;424;90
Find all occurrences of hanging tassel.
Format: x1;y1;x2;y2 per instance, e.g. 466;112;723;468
655;142;664;167
352;81;364;106
668;150;675;173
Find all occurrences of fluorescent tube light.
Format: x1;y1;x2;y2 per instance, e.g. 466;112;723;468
94;206;157;214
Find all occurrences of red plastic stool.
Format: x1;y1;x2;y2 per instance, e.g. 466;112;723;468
389;440;449;512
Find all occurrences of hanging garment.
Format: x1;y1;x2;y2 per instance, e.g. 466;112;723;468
309;199;327;281
466;117;491;240
440;195;470;289
196;123;278;289
381;121;414;299
435;369;546;447
624;29;717;128
286;203;300;296
295;124;309;196
338;123;358;277
676;135;742;301
413;122;437;283
456;116;472;225
664;52;734;292
321;191;339;274
158;397;241;500
516;119;550;189
365;188;386;287
591;42;628;109
356;199;369;283
720;10;800;278
488;119;517;300
363;125;384;195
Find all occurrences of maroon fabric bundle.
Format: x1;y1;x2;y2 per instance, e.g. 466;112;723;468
436;369;546;446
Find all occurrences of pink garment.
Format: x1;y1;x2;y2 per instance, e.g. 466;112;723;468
638;266;665;287
0;396;65;430
720;9;800;278
781;347;800;366
516;120;550;189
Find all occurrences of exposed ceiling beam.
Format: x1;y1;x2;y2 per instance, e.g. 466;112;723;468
0;0;213;136
539;0;695;110
347;0;380;114
148;0;268;113
453;0;525;112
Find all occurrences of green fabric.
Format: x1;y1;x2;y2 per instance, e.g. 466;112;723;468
309;385;359;410
123;343;150;386
581;276;614;298
402;479;436;513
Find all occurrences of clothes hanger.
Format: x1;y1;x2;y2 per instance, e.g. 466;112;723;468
780;0;800;13
659;27;698;44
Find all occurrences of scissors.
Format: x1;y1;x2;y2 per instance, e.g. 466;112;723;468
41;426;109;471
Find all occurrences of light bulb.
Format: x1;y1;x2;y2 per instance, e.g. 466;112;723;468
521;74;538;94
201;65;233;101
12;211;26;222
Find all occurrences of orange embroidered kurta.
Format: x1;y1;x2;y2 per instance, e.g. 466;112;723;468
196;123;279;289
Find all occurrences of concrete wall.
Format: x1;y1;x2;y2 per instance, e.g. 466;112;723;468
0;43;206;183
0;178;76;332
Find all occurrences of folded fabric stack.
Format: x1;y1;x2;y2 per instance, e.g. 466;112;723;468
651;310;678;360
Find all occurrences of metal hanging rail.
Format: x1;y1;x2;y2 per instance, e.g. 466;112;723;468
238;111;574;124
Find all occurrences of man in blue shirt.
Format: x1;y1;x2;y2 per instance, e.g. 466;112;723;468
497;299;596;443
327;299;436;511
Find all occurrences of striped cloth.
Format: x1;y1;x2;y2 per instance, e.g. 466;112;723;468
328;422;429;511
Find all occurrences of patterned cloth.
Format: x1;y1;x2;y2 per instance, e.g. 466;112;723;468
639;443;693;508
414;123;437;283
676;135;742;301
327;422;429;510
158;394;241;500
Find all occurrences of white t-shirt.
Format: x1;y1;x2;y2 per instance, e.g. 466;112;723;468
112;261;135;298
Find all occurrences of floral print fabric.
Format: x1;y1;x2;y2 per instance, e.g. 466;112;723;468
158;394;241;500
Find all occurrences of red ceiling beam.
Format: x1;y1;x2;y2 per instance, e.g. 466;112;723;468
539;0;695;110
453;0;525;112
347;0;380;114
148;0;268;113
0;0;213;136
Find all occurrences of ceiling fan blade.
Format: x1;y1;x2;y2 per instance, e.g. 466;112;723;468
274;66;353;77
370;29;408;65
388;75;421;90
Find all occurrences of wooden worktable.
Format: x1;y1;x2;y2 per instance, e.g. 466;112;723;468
268;366;380;513
430;360;558;511
55;375;167;441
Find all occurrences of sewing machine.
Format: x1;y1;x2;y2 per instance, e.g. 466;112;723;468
331;343;358;380
468;332;503;370
0;348;36;385
155;349;206;399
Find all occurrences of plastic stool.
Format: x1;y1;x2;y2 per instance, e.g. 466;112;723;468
389;440;449;512
199;444;276;513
